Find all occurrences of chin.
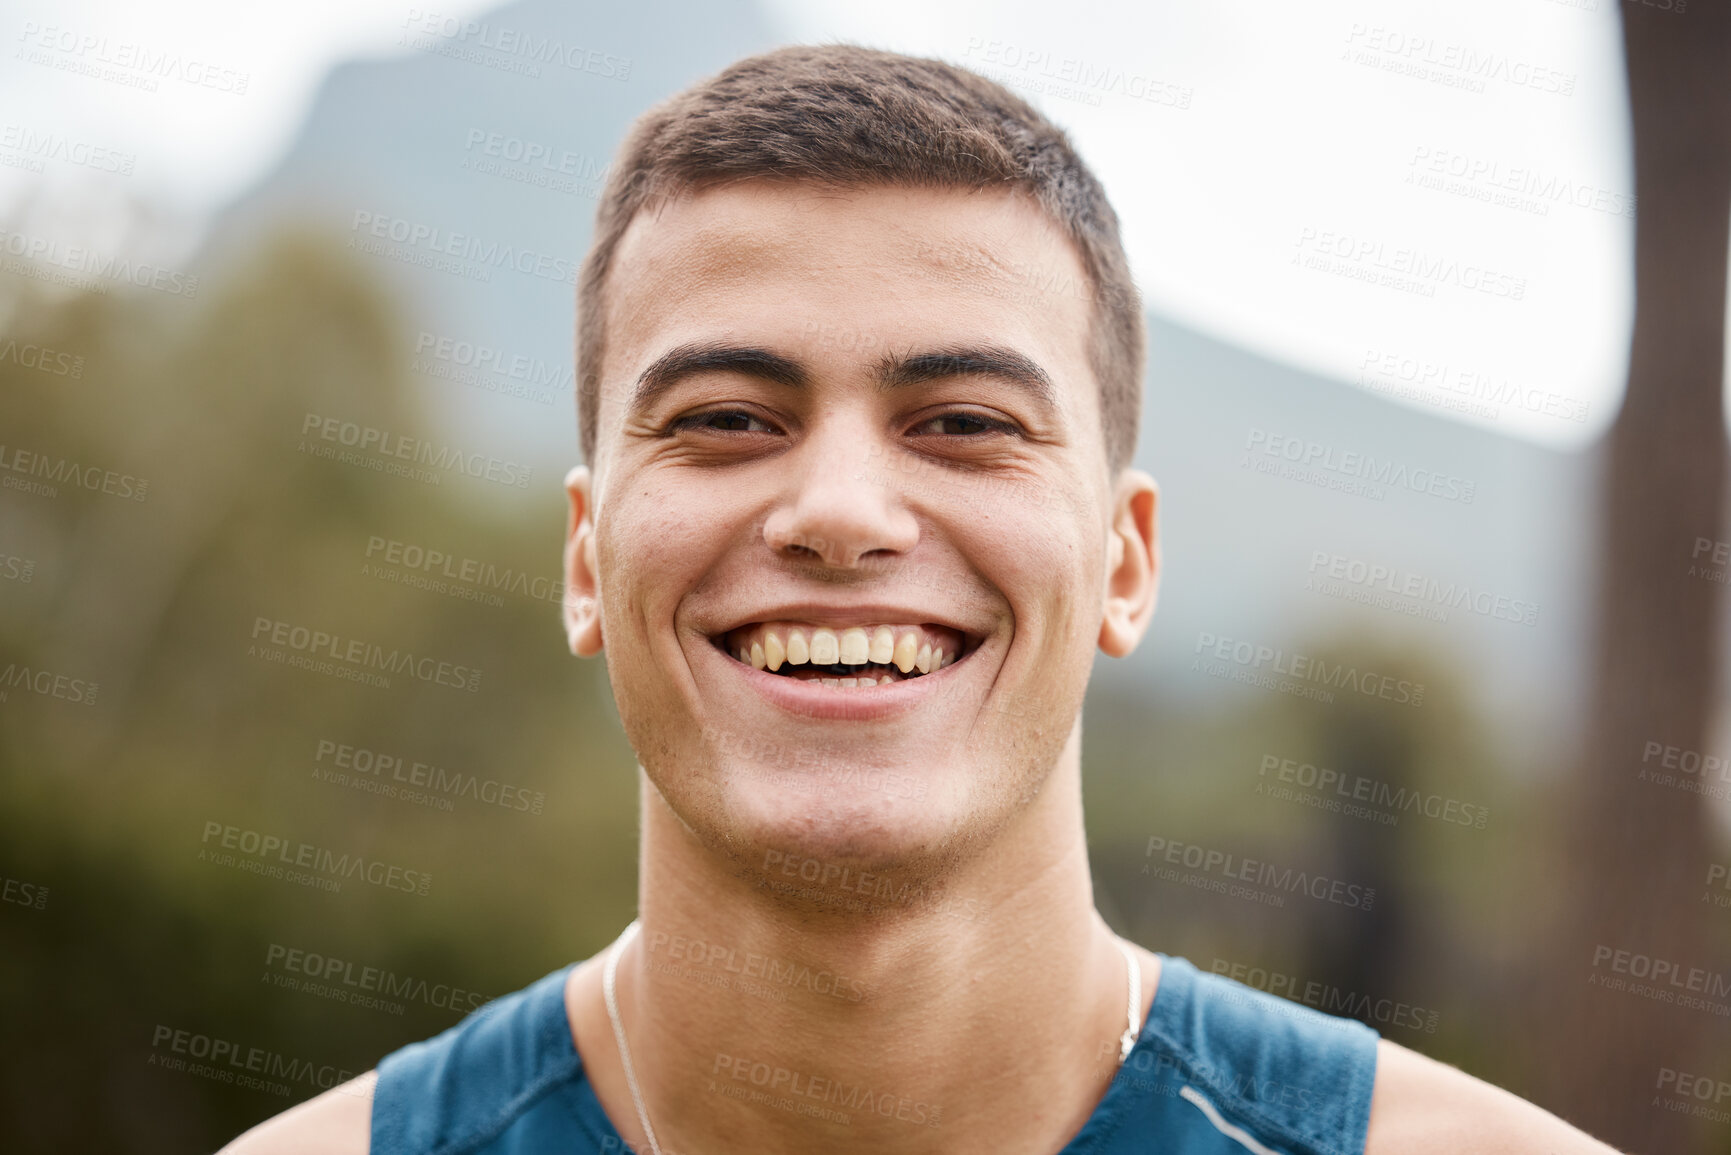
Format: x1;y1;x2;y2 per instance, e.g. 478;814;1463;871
713;757;978;898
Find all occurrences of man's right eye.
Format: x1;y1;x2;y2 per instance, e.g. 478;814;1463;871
671;410;773;433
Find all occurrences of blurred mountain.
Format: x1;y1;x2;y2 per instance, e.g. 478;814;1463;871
211;0;781;480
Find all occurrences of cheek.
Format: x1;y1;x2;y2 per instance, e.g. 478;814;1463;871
596;499;711;752
974;504;1100;632
597;495;713;643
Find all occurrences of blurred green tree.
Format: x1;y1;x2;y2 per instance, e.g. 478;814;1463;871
0;229;639;1151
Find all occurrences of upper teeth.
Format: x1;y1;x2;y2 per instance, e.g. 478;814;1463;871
722;622;961;675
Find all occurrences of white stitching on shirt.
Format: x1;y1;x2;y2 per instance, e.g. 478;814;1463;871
1178;1084;1288;1155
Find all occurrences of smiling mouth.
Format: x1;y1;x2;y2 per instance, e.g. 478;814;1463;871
714;622;971;688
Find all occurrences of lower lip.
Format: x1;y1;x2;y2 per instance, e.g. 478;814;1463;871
709;644;968;721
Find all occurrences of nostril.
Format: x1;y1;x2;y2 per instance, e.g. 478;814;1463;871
775;530;837;565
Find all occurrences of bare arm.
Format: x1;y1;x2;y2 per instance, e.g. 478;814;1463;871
216;1070;375;1155
1365;1040;1624;1155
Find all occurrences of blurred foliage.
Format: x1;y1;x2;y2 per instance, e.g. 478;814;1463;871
1087;636;1597;1115
0;230;640;1151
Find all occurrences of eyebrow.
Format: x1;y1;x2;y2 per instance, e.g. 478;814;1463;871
873;346;1058;414
628;341;1059;417
630;344;808;413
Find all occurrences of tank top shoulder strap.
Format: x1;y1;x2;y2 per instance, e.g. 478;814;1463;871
370;964;584;1155
1128;954;1380;1155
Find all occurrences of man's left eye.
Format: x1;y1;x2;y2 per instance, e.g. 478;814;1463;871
913;413;1011;437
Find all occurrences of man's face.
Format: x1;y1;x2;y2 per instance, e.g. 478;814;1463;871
568;182;1152;881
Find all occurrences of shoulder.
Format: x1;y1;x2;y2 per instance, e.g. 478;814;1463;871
1166;956;1381;1082
217;1071;375;1155
1366;1039;1625;1155
216;962;582;1155
1137;955;1379;1154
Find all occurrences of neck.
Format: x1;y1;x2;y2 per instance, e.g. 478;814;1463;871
614;726;1139;1155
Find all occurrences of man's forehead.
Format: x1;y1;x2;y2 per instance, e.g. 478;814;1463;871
608;182;1089;306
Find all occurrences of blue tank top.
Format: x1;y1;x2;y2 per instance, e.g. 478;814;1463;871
371;952;1379;1154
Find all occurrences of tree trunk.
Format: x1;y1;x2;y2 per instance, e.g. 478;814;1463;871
1541;5;1731;1151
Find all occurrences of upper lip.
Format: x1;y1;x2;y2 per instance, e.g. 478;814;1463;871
705;603;988;644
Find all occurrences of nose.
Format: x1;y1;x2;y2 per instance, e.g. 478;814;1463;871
761;425;919;569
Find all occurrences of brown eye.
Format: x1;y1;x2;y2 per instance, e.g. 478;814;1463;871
673;410;773;433
913;412;1014;437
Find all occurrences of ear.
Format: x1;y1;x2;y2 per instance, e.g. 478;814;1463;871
1098;469;1159;659
562;465;604;657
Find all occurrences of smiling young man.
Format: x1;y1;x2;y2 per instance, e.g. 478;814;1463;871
226;45;1622;1155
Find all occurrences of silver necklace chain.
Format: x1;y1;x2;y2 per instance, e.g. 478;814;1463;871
604;920;663;1155
603;918;1144;1155
1115;934;1142;1063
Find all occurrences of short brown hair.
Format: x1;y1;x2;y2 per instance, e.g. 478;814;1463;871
576;44;1144;474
